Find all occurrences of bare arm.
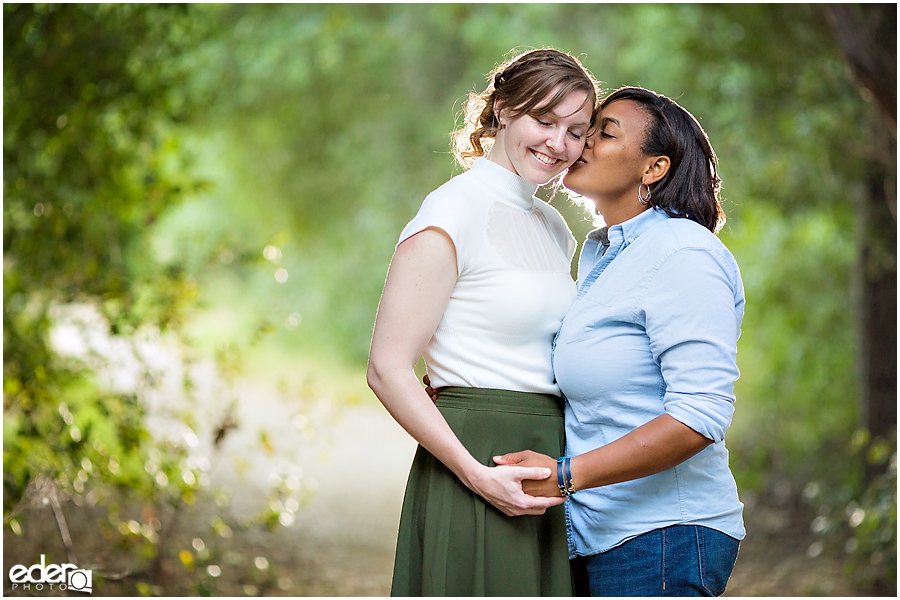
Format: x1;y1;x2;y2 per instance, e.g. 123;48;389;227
495;414;711;497
367;228;564;515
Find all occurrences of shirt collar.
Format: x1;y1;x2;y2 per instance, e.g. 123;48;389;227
470;158;538;211
587;207;669;249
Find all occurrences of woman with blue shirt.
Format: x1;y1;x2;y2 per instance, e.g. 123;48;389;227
496;87;745;596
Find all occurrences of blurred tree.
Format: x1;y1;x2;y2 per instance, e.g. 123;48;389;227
3;3;222;589
822;3;897;475
824;4;897;134
4;6;345;594
4;0;186;498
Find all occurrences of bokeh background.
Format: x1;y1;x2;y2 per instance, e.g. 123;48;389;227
4;3;896;596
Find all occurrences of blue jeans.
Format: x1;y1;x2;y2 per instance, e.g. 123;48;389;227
571;525;740;597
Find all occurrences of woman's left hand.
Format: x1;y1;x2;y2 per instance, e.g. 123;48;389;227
494;450;562;498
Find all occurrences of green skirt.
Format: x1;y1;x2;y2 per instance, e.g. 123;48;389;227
390;387;573;597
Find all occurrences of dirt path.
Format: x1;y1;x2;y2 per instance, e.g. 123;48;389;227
204;382;417;596
272;399;416;596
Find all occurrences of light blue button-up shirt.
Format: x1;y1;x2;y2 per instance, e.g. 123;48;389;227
554;207;746;558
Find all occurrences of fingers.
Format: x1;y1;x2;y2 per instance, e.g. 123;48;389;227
517;466;552;481
493;451;525;465
421;374;438;402
472;462;561;517
536;495;567;508
503;494;567;516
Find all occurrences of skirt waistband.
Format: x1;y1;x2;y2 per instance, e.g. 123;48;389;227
435;386;564;416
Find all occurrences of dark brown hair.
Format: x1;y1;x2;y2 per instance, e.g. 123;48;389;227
601;87;725;233
453;48;599;169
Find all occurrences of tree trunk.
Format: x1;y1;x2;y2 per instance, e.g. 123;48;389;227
823;4;897;137
858;121;897;449
822;4;897;479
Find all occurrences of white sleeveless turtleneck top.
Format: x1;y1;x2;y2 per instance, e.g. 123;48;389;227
398;159;576;396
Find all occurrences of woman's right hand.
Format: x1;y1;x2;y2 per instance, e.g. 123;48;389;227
462;463;566;516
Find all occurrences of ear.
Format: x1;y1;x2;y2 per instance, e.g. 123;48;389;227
642;155;670;186
494;101;509;128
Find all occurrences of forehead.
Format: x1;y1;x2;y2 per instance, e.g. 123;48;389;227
599;99;651;131
533;87;593;122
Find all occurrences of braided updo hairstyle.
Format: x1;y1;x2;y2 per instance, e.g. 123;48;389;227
453;48;599;169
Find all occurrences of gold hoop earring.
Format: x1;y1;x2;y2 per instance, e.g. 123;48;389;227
638;183;652;205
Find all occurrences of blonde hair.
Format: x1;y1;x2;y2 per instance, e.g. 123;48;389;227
453;48;599;169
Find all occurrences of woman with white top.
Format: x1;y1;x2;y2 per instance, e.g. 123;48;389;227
496;87;745;596
367;48;597;596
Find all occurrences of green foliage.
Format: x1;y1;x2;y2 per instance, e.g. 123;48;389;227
4;3;895;595
725;205;859;491
802;430;897;594
4;1;202;511
2;5;278;594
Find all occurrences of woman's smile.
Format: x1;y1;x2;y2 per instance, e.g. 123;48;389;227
532;149;562;167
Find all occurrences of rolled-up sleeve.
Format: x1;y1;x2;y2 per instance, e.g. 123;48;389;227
643;248;742;442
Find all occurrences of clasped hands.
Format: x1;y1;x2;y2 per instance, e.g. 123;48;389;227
423;375;565;503
492;450;562;498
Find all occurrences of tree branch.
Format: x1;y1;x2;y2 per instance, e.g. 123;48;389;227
48;490;77;566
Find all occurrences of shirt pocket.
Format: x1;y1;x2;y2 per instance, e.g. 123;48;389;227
563;286;648;347
579;284;620;308
580;261;651;309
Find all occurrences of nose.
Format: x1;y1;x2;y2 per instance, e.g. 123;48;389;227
545;126;567;153
584;134;595;150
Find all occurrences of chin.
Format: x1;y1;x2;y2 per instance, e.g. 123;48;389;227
561;178;583;196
